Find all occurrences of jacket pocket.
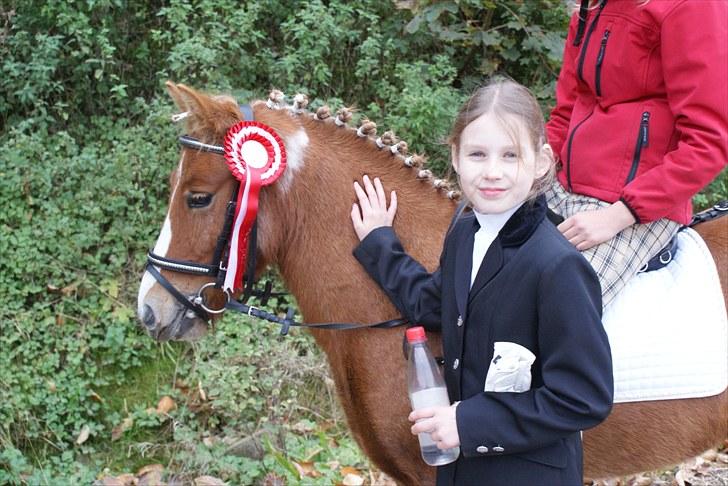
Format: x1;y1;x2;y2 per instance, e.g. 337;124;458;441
595;29;611;97
625;111;650;184
484;342;536;393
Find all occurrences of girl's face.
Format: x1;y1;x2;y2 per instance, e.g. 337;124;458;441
452;112;549;214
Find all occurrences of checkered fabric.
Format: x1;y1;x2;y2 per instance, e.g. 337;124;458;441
546;182;680;307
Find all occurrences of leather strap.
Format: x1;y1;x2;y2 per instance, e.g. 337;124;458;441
145;263;210;322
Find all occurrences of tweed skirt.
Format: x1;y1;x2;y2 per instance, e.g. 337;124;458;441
546;182;680;307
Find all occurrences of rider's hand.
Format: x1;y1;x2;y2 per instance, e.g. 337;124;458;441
557;201;636;251
351;175;397;241
409;403;460;450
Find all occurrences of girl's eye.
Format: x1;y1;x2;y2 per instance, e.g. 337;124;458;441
469;151;485;158
503;151;518;159
187;192;213;208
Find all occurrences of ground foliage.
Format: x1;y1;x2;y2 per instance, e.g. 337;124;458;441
0;0;725;484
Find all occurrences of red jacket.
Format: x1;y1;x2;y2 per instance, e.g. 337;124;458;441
547;0;727;224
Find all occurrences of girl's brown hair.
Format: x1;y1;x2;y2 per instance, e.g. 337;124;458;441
448;76;555;204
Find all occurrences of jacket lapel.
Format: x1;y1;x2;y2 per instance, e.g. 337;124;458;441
468;240;504;303
454;216;477;319
467;195;548;303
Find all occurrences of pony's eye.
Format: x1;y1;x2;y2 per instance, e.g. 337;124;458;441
187;192;213;208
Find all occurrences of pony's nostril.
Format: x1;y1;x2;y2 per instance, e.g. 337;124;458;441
142;305;157;329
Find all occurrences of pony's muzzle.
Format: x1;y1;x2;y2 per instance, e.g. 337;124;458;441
141;304;157;330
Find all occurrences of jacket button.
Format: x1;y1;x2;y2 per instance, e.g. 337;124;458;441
456;315;463;327
476;446;488;454
493;446;504;453
452;358;459;370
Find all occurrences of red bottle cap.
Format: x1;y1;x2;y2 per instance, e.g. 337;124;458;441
405;326;426;343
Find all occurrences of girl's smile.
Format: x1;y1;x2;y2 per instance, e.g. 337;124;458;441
478;187;507;198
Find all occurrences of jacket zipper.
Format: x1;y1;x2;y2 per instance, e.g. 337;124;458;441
577;0;607;83
565;111;594;192
625;111;650;184
595;30;610;97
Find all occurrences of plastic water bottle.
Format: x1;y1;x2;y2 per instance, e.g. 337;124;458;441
406;326;460;466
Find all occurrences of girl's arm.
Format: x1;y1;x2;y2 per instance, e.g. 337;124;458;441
546;12;581;160
351;176;444;330
620;1;728;224
455;252;613;456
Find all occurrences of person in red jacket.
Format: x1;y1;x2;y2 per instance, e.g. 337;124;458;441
546;0;727;306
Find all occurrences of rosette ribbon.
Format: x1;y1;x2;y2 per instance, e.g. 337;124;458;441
223;121;287;292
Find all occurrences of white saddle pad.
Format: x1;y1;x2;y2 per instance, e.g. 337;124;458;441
603;227;727;403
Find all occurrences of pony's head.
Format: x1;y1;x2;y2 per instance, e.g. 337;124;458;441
137;82;309;340
138;82;458;341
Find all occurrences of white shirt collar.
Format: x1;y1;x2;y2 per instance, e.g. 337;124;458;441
473;203;523;232
470;202;524;288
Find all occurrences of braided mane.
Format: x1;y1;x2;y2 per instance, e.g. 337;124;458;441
170;83;462;202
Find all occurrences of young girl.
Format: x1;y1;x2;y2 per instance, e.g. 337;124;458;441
547;0;727;306
350;79;613;485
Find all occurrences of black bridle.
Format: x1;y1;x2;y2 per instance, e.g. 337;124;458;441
144;105;408;335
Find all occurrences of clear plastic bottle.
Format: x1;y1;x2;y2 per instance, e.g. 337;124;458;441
406;326;460;466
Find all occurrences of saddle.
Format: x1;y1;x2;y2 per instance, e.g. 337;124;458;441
639;200;728;273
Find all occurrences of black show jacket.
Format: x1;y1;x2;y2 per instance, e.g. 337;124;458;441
353;196;614;486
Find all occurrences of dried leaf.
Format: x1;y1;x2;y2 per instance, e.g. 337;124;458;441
137;469;163;486
111;417;134;441
194;476;225;486
293;461;320;478
198;380;207;401
291;420;315;434
701;449;718;462
100;477;126;486
156;396;176;415
340;467;361;477
342;472;364;486
261;473;285;486
202;436;215;447
76;425;91;445
89;390;104;402
628;475;652;486
136;464;164;477
100;474;136;486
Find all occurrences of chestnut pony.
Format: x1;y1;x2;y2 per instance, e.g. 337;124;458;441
137;83;727;484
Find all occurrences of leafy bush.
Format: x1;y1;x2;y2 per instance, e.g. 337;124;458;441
1;0;725;483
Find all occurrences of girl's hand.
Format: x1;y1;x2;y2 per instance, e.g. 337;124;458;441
351;175;397;241
557;201;636;251
409;404;460;450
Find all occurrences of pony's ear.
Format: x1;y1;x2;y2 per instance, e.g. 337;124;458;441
167;82;242;141
165;81;187;112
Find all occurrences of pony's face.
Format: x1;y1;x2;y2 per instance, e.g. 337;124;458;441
137;83;247;341
137;82;307;341
138;146;237;341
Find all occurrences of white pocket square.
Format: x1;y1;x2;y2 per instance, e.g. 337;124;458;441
484;342;536;393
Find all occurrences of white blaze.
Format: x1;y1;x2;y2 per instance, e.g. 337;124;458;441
137;154;184;317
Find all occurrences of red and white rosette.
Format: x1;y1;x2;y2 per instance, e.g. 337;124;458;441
223;120;287;292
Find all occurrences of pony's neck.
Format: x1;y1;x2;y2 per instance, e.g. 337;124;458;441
263;114;456;335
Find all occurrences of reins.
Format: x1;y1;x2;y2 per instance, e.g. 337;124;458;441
145;105;409;336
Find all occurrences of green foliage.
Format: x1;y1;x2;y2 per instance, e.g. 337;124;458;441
0;105;175;482
1;0;725;483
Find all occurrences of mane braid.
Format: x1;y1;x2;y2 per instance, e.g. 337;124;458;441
263;90;461;201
